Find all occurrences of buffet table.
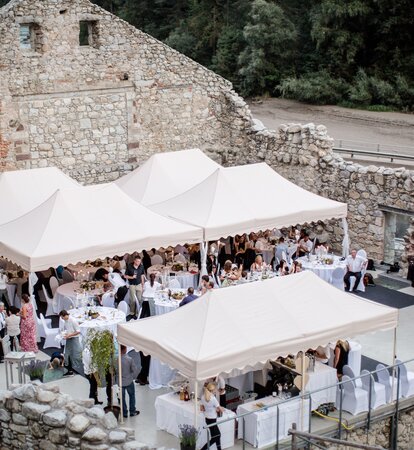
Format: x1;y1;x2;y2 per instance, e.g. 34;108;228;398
237;396;310;447
67;306;126;338
155;392;236;449
305;362;337;407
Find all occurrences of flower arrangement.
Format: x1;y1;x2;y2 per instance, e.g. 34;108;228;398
178;424;198;449
80;280;96;291
171;263;184;272
25;359;47;381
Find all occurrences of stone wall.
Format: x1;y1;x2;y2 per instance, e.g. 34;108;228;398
0;0;251;183
0;382;145;450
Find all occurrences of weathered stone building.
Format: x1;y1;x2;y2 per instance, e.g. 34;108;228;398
0;0;413;262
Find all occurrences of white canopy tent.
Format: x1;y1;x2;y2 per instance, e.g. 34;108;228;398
117;270;398;381
0;167;79;225
150;163;347;242
115;148;220;206
0;183;203;272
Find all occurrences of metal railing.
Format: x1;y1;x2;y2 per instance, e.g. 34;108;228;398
202;357;414;450
333;147;414;163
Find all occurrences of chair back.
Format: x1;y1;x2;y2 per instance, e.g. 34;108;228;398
30;294;38;311
102;292;115;308
168;278;181;289
357;249;367;259
49;276;59;295
42;284;52;302
395;359;408;396
376;364;391;401
117;301;129;316
1;334;11;356
62;269;74;284
40;313;50;333
174;253;186;264
151;255;163;266
62;296;75;311
343;365;356;384
360;369;376;407
342;375;356;397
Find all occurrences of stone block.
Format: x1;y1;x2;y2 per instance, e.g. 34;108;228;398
12;412;27;425
86;406;105;420
49;428;67;444
82;426;107;442
22;402;51;420
0;408;11;422
109;430;127;443
43;410;67;427
39;439;57;450
102;412;118;430
68;414;90;433
37;389;58;404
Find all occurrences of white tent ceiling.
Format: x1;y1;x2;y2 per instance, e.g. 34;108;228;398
115;148;220;206
117;271;398;380
0;183;203;271
150;163;347;241
0;167;79;225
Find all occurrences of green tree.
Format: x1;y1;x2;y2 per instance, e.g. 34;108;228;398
238;0;297;96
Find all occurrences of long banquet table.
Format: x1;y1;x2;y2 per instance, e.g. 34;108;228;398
155;392;236;449
237;395;310;447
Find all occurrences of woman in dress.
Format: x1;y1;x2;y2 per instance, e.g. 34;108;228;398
200;382;224;450
333;339;349;380
142;273;161;317
220;261;241;287
20;294;38;352
250;255;267;272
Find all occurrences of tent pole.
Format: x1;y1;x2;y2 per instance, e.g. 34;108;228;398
341;218;350;258
118;342;124;424
194;380;199;428
301;352;306;431
391;327;397;400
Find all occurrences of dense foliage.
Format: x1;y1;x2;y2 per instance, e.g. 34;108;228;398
2;0;413;109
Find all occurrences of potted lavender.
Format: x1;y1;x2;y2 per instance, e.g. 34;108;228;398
179;424;198;450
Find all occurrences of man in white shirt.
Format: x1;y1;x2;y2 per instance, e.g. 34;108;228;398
59;310;82;375
296;234;313;258
344;249;367;292
0;270;10;308
275;237;289;263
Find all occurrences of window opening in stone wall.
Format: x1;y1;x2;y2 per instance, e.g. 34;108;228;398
79;21;99;47
19;23;43;52
383;210;413;264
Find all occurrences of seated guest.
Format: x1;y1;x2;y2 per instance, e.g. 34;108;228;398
108;269;127;290
179;287;198;307
275;237;289;264
94;268;109;282
296;234;313;257
344;249;367;292
250;255;267;272
220;261;241;286
290;261;302;274
276;260;290;276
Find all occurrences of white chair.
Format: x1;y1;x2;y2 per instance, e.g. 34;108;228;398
357;249;367;259
42;285;56;317
360;369;387;409
343;365;362;388
30;294;38;311
40;313;60;349
62;269;75;284
102;292;115;308
49;276;59;296
376;364;393;403
338;375;369;415
396;359;414;398
151;254;163;266
174;253;187;264
61;296;75;311
287;245;298;263
1;334;11;356
331;267;345;290
168;278;181;289
117;300;130;316
35;311;51;339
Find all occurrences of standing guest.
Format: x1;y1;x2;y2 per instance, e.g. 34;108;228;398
179;287;198;307
296;234;313;258
142;250;152;273
333;339;350;379
9;270;29;306
19;294;38;353
59;310;82;375
275;238;289;264
142;273;161;317
0;302;6;362
6;306;21;351
200;382;223;450
0;270;10;309
83;346;103;405
344;249;367;292
120;345;140;418
124;256;145;318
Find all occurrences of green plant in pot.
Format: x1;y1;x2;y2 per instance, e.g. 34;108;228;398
25;359;47;381
85;328;120;418
179;424;199;450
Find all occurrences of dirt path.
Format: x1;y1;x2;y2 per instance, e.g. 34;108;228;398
248;98;414;157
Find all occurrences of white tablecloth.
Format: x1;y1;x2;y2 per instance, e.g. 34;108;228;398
6;284;17;307
328;340;362;377
53;281;104;314
237;396;310;448
148;265;199;289
155;392;236;449
305;362;338;408
67;306;125;338
299;256;346;284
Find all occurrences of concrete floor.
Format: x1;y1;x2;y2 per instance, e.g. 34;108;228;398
1;281;413;449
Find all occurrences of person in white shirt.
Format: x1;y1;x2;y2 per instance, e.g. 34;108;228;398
142;273;161;317
275;237;289;263
59;310;82;375
344;249;367;292
0;302;6;362
200;382;224;450
108;270;127;291
0;270;10;308
5;306;21;351
296;234;313;257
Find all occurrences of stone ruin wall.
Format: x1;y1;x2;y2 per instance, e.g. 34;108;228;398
0;0;413;263
0;382;147;450
0;0;252;183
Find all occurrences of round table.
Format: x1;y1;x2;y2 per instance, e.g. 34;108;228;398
67;306;126;338
299;256;346;284
148;264;199;289
153;289;185;315
53;281;104;314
